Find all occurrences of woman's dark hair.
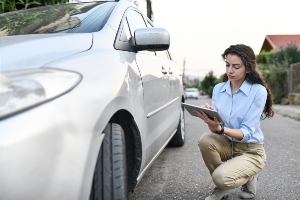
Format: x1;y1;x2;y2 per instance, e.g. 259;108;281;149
221;44;274;118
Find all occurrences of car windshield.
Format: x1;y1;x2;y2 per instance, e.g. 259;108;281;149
186;89;197;92
0;2;116;36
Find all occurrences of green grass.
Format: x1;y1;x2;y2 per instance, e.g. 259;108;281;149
283;115;300;121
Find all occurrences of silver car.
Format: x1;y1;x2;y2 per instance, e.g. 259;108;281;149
185;88;199;100
0;0;185;199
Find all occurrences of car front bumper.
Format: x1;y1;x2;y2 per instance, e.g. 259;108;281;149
0;99;101;200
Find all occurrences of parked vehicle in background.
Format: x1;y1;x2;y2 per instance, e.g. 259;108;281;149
0;0;185;199
185;88;199;100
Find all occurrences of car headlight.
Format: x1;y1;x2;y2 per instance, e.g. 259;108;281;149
0;68;82;119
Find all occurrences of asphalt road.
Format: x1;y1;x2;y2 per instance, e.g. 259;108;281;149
128;96;300;200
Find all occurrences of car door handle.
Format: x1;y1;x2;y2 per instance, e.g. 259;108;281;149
168;68;173;74
161;66;167;75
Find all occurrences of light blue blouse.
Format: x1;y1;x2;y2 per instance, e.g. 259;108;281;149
212;80;267;143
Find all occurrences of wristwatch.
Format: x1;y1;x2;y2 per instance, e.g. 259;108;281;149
215;123;225;135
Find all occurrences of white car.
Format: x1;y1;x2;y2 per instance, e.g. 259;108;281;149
0;1;185;199
185;88;199;100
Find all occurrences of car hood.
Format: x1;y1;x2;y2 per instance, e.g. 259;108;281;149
0;33;93;71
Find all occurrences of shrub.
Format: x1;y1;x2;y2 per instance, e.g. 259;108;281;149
257;43;300;104
0;0;69;13
201;71;221;98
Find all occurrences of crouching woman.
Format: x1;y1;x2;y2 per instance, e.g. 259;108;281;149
194;44;274;200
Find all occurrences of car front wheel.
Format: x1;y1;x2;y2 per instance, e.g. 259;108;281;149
90;123;128;200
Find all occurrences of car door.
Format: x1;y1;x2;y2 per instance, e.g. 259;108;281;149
155;50;181;130
126;10;173;163
144;18;181;132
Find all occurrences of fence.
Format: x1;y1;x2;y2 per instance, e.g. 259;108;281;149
288;62;300;105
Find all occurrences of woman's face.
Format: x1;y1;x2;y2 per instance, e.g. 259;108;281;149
225;54;248;83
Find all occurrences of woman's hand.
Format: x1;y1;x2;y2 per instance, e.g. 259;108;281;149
193;109;221;133
202;103;214;110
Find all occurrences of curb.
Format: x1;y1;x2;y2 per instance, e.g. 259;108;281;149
273;105;300;120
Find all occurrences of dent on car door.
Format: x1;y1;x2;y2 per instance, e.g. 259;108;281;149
126;10;172;164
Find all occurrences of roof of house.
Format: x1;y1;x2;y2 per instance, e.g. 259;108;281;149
260;34;300;52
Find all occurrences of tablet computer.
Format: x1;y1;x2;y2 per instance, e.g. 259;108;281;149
182;102;224;124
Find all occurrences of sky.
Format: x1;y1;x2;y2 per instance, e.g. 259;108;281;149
135;0;300;79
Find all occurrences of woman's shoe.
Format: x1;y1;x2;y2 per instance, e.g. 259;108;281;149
205;187;229;200
239;174;258;199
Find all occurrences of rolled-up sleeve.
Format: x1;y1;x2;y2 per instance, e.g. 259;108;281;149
239;87;267;142
212;86;217;111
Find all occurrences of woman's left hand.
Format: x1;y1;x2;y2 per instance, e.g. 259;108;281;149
193;110;221;133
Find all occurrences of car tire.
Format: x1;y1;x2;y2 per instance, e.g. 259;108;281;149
90;123;128;200
168;105;185;147
195;97;198;100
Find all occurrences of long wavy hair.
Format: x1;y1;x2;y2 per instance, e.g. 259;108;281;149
221;44;274;118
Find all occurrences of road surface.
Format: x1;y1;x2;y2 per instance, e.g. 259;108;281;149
128;96;300;200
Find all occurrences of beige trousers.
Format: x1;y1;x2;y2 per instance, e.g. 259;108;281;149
198;133;266;190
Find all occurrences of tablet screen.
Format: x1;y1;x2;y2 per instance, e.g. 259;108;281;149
182;102;224;124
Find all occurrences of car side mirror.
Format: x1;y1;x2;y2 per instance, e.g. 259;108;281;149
130;28;170;51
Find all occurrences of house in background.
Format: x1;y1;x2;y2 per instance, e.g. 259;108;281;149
260;34;300;52
260;34;300;105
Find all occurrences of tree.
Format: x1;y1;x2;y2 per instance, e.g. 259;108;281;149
257;42;300;104
201;71;220;98
272;43;300;65
0;0;68;13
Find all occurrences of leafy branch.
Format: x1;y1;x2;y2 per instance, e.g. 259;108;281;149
0;0;69;13
17;0;40;9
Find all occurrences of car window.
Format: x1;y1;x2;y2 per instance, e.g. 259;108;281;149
126;10;147;37
145;19;153;28
119;19;131;42
166;50;172;60
0;2;116;36
126;10;155;55
186;89;198;92
167;50;173;60
155;50;169;59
